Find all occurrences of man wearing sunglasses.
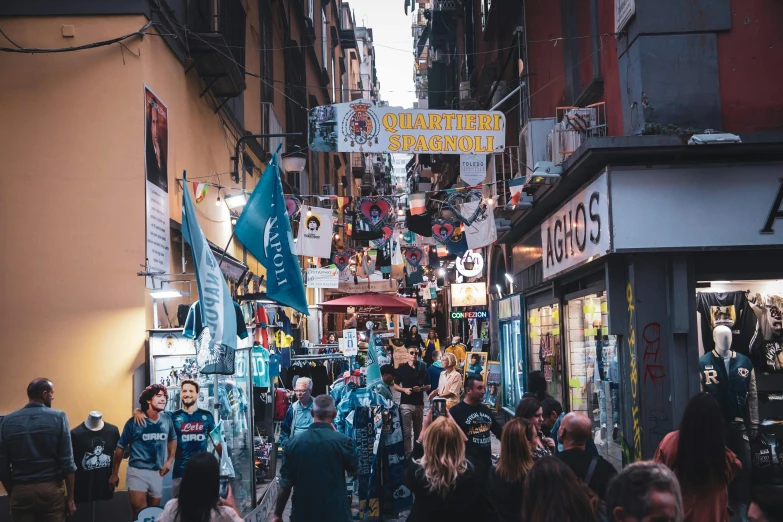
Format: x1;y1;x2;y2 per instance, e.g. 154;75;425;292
393;348;430;457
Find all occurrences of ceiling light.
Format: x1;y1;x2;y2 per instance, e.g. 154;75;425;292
225;192;247;209
150;289;184;299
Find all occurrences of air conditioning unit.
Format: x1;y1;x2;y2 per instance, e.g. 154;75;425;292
520;118;555;173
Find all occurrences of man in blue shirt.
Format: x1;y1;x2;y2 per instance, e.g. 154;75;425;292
0;378;78;521
279;377;314;448
111;384;176;517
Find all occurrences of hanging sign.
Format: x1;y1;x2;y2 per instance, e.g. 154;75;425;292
295;206;334;259
308;99;506;154
306;267;340;288
460;154;487;185
450;282;488;307
144;86;170;288
456;250;484;278
343;328;358;356
451;310;488;319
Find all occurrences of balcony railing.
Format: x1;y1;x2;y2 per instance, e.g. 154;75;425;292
433;0;458;11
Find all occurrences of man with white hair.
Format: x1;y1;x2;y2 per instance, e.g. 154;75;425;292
273;395;358;522
279;377;314;447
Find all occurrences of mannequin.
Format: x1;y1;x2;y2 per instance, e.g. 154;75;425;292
84;411;105;431
700;325;759;520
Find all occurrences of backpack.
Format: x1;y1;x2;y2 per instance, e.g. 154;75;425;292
273;388;290;422
583;457;609;522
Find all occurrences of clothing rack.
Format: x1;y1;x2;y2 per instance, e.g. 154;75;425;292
289;352;349;361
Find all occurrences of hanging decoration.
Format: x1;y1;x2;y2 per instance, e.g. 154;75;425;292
409;193;427;215
446;227;469;256
285;195;302;217
446;190;483;225
371;225;394;248
331;249;356;271
431;220;459;245
462;201;497;249
404;247;425;267
357;196;394;230
295;206;334;259
192;182;209;204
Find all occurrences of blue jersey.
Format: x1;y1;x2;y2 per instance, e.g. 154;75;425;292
117;414;176;471
170;408;216;479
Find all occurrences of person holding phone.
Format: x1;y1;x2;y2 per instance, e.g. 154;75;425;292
393;347;431;457
157;452;243;522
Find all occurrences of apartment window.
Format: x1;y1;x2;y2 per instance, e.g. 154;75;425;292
331;56;337;102
322;8;328;68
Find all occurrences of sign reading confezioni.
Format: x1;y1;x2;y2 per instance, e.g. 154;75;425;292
308;99;506;154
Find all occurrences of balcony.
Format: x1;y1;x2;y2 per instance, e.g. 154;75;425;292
433;0;458;10
186;0;247;99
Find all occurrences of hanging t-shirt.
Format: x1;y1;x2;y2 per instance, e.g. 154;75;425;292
269;352;282;378
697;292;763;357
170;408;216;479
71;422;120;503
255;306;269;348
405;210;433;237
252;346;271;388
182;301;249;341
117;415;176;471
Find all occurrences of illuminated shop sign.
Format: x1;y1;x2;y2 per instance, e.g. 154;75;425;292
451;310;488;319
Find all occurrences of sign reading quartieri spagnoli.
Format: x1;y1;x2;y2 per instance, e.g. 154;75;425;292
308;99;505;154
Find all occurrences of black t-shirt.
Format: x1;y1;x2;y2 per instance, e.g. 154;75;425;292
697;291;763;357
449;401;503;467
556;449;617;500
394;363;428;405
70;422;120;503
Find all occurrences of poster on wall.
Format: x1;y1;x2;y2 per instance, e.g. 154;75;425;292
450;282;488;307
308;99;506;154
144;86;171;288
484;361;501;411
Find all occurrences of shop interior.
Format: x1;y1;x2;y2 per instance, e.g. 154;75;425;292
528;303;564;405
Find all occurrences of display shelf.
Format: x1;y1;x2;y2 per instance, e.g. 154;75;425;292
528;303;563;404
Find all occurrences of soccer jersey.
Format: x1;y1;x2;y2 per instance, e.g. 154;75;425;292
252;347;271;388
170;408;216;479
117;414;176;471
699;350;758;424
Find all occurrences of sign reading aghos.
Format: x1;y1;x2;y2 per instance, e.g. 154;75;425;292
309;99;505;154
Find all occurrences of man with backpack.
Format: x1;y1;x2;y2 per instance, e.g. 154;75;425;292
556;413;616;501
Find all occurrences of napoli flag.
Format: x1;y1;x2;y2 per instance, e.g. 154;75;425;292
234;146;309;315
182;171;238;374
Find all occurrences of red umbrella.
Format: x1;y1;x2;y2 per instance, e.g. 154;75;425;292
320;292;417;315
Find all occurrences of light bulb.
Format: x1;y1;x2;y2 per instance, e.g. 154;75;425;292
307;207;313;217
486;197;495;206
397;208;405;216
231;218;237;225
216;195;222;206
398;233;404;240
438;269;445;276
312;257;317;264
334;233;339;240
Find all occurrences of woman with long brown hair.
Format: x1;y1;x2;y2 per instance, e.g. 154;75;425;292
405;413;491;521
515;397;555;459
654;392;741;522
521;457;599;522
490;418;535;522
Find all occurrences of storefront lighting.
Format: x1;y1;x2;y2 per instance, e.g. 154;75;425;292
281;153;307;173
150;289;184;299
505;273;514;283
524;162;562;188
496;284;503;296
225;192;247;209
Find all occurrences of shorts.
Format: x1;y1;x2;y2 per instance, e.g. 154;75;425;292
126;466;163;498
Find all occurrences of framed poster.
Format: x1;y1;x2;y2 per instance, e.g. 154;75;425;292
464;351;488;384
484;361;501;411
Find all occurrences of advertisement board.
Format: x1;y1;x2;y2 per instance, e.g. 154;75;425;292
450;282;488;307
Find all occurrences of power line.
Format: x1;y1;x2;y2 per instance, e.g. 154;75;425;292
0;21;153;53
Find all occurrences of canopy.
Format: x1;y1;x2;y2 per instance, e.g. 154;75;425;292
320;292;417;315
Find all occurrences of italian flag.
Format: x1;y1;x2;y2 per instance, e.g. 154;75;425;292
409;193;426;215
508;177;526;206
193;182;209;204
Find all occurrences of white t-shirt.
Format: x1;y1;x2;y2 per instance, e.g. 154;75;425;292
157;499;244;522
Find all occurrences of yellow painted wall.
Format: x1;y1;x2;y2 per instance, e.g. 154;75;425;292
0;14;257;442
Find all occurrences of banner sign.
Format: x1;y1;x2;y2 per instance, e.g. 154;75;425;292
460;154;487;185
450;282;488;307
306;267;339;288
144;86;170;287
324;279;396;294
451;310;488;319
309;99;506;154
296;206;334;259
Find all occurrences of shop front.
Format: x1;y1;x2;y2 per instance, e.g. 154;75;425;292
497;293;526;416
503;161;783;476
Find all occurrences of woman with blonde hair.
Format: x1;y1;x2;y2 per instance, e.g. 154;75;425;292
428;352;462;409
405;412;491;521
490;418;535;522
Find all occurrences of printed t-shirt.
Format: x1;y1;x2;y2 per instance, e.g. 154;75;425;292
449;401;502;467
70;422;120;503
252;347;271;387
182;301;248;340
170;408;216;479
117;415;176;471
269;352;282;378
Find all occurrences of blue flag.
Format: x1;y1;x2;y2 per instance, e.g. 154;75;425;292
365;328;382;388
182;171;238;375
234;147;309;315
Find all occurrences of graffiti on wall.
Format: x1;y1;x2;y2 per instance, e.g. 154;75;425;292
626;281;643;462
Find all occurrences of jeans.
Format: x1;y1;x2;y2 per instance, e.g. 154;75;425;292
10;481;66;522
400;404;424;457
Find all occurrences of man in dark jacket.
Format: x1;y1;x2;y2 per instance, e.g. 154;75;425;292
556;413;617;500
273;395;358;522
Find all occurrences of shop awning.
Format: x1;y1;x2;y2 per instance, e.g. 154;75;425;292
321;292;417;315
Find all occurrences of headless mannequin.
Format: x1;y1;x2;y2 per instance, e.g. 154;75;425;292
712;326;760;425
84;411;105;431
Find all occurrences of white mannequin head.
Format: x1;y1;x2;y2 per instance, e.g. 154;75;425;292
85;410;104;431
713;325;733;356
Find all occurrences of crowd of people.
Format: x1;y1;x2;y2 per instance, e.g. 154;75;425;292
2;362;783;521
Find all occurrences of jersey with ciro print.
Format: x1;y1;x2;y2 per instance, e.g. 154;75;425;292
171;408;216;479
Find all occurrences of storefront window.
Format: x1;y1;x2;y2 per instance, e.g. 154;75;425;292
565;293;622;469
528;303;563;404
500;295;525;412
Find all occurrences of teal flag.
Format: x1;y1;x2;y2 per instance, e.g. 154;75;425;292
234;146;309;315
182;171;238;374
365;328;382;388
